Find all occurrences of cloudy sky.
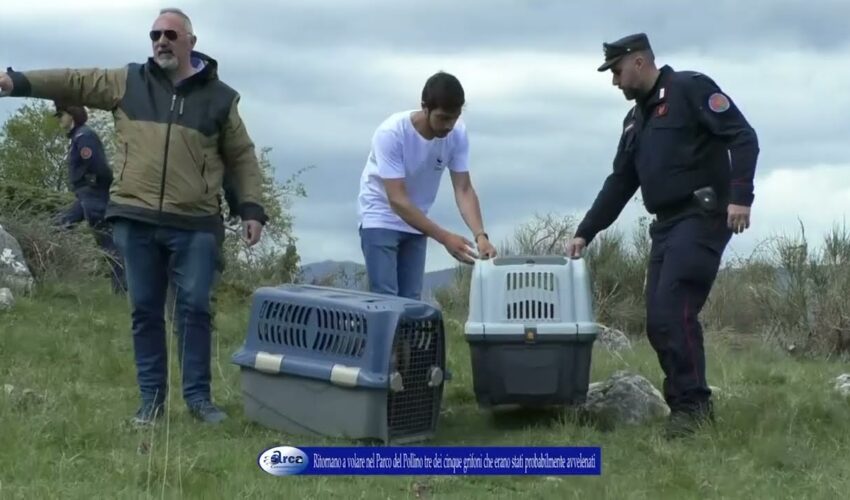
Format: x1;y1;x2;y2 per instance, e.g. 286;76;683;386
2;0;849;272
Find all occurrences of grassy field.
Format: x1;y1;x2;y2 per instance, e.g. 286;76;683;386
2;280;850;499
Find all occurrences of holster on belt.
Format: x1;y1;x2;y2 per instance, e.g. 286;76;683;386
655;186;718;223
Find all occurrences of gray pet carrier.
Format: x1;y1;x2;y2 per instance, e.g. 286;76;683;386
464;256;600;408
232;284;447;444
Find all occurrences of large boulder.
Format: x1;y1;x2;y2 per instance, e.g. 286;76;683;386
0;224;34;295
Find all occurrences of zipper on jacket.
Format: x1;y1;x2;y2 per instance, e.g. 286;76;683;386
200;156;208;193
158;93;177;217
119;142;128;180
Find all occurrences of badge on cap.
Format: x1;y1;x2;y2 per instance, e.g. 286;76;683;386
80;147;93;160
708;93;730;113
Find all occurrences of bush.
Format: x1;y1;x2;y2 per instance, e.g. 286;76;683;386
710;221;850;358
0;208;111;286
0;180;74;218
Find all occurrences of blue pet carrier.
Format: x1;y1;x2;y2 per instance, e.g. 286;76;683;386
232;284;447;444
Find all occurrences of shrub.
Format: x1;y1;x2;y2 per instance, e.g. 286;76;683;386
0;207;109;286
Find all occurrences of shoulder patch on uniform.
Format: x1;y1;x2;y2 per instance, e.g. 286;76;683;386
708;92;730;112
80;147;93;159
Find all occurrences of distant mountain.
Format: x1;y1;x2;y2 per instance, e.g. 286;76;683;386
298;259;460;300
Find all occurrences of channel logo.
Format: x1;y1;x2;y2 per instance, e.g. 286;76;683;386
257;446;309;476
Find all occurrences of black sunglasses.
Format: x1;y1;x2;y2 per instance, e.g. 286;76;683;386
149;30;179;42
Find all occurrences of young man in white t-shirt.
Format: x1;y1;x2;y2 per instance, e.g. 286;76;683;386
357;71;497;300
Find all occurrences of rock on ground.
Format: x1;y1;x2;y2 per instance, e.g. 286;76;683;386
580;370;669;430
0;287;13;311
0;224;35;295
834;373;850;397
598;326;632;352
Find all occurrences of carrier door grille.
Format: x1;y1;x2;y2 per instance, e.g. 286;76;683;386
504;271;559;321
387;318;443;438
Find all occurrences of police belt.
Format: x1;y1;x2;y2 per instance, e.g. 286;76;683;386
653;197;702;223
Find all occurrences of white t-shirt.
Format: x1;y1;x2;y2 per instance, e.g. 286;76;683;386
357;109;470;234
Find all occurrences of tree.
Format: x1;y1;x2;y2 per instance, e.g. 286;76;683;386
0;99;117;191
0;99;68;191
219;146;311;291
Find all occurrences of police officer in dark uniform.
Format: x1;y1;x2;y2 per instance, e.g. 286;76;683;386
566;33;759;438
54;102;127;294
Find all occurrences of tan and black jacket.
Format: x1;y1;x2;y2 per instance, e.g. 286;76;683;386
7;51;267;232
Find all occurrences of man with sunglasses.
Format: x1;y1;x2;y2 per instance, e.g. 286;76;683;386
0;8;268;426
565;33;760;439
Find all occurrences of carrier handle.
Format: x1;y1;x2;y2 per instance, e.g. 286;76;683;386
401;303;442;321
492;255;569;266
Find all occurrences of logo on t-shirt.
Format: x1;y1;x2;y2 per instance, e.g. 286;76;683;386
435;157;444;170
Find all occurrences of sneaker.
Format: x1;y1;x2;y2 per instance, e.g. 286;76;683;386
187;399;228;424
131;401;164;426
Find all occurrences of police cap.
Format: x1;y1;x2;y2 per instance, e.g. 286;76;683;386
53;100;88;125
597;33;652;72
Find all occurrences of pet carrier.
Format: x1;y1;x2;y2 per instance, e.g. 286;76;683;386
464;255;600;408
232;284;447;444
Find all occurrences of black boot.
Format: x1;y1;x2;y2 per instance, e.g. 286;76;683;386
664;401;714;439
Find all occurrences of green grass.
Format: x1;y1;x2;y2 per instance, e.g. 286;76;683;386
2;280;850;499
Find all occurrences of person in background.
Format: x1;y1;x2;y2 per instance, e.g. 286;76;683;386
53;101;127;294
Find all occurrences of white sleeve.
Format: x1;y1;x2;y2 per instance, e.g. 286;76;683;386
448;124;470;172
373;128;405;179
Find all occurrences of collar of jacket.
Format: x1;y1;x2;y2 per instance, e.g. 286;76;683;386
66;123;85;139
637;64;673;109
145;50;219;89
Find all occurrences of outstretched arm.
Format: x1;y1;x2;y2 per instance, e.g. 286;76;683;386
2;66;127;110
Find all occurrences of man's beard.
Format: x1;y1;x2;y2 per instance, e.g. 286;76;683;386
155;54;179;72
621;87;638;100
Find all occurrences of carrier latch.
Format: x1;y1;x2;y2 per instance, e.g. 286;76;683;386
524;326;537;343
427;366;444;387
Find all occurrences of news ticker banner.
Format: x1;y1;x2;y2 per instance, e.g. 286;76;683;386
258;446;601;476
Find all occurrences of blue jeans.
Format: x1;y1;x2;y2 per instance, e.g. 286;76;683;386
111;218;218;406
359;227;428;300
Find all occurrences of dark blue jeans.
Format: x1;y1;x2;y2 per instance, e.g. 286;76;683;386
359;227;428;300
111;218;218;407
58;188;127;294
645;212;732;413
